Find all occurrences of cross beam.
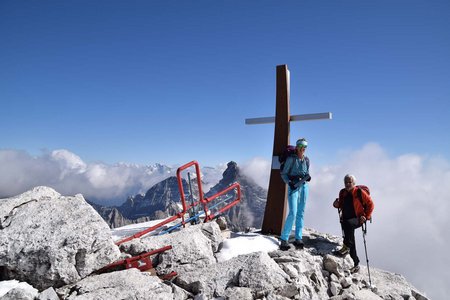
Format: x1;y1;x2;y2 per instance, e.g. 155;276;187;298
246;112;332;125
245;65;332;236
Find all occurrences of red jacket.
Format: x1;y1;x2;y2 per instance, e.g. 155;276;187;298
337;187;374;220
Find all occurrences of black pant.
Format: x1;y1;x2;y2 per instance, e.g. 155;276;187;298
342;218;361;266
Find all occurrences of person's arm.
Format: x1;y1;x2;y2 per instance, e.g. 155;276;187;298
361;190;374;220
280;156;293;184
333;198;340;208
333;189;344;209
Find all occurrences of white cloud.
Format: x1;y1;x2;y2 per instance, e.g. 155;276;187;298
240;156;271;188
0;149;176;205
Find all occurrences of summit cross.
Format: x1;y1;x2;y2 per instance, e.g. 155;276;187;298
245;64;332;235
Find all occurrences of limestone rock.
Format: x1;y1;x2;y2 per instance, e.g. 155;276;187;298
120;222;220;275
353;289;383;299
56;268;173;300
369;267;429;300
37;287;60;300
215;216;228;230
223;287;253;300
0;287;38;300
0;186;120;290
199;221;223;253
175;251;289;298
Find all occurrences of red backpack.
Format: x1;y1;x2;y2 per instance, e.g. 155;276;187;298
339;185;371;208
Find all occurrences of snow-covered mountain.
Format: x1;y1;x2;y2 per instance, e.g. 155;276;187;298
119;176;188;220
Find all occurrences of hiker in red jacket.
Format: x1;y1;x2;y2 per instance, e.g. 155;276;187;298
333;174;374;273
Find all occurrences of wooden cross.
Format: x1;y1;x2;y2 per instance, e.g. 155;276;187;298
245;65;332;236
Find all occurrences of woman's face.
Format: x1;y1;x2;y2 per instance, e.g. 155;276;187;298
297;145;307;156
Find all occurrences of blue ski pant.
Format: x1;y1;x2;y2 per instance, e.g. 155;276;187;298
281;183;309;242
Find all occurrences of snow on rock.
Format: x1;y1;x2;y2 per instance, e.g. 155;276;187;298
215;232;279;262
56;268;173;300
0;280;38;298
0;186;121;290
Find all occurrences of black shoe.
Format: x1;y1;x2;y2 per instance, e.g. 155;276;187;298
350;265;360;274
332;245;349;256
279;239;290;251
293;239;304;249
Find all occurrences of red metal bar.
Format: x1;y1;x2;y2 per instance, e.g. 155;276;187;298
116;215;180;245
115;161;241;245
176;160;205;212
98;245;173;273
116;161;202;245
160;271;178;281
204;183;241;221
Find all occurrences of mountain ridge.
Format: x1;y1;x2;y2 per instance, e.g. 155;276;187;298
89;161;267;230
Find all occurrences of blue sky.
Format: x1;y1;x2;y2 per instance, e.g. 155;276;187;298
1;0;449;167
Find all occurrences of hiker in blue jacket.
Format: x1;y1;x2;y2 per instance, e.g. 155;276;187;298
279;138;311;250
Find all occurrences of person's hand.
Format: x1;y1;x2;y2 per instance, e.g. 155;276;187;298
289;181;296;190
306;174;311;182
359;216;367;224
333;198;339;208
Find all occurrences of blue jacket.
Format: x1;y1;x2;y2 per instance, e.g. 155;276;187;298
280;155;310;184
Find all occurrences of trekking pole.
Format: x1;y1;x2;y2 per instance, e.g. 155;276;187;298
337;207;344;239
362;222;372;288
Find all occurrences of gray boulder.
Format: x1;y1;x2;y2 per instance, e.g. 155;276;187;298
120;222;221;275
57;268;173;300
0;186;121;290
37;287;59;300
270;247;329;299
0;287;38;300
369;267;430;300
175;251;289;298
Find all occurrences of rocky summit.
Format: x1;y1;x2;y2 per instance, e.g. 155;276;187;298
0;187;429;299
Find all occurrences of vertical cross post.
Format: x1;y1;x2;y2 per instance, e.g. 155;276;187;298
245;64;332;236
261;65;290;235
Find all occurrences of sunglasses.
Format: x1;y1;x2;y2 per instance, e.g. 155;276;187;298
297;145;307;149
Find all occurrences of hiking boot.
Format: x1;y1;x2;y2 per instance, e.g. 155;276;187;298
293;239;304;249
350;265;360;274
279;239;290;251
333;245;349;256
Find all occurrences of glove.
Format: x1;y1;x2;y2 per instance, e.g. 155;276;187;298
288;181;297;190
305;174;311;182
333;198;339;208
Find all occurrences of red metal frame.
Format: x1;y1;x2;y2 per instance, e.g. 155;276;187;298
115;160;241;245
116;213;184;245
100;160;241;280
176;160;205;212
203;182;241;221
